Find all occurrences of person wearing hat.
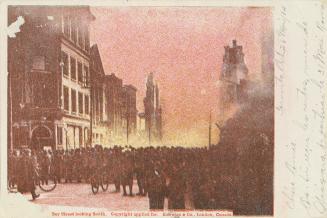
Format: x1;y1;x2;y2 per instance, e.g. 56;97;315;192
166;162;187;209
121;150;134;196
135;148;146;196
112;148;122;192
17;148;40;200
146;161;167;209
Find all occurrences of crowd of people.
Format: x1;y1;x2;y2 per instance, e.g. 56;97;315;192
8;145;232;210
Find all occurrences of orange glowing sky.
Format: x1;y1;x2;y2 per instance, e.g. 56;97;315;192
90;7;273;146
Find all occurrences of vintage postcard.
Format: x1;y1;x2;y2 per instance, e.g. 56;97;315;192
0;1;326;218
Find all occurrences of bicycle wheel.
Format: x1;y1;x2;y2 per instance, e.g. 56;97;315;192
39;175;57;192
90;176;99;194
101;174;109;191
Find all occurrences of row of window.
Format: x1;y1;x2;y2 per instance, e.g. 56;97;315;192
93;133;103;143
62;15;90;52
63;86;90;115
57;126;104;145
93;87;104;121
61;51;90;85
56;126;90;146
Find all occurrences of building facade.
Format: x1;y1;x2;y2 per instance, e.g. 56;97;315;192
105;73;123;144
8;6;95;150
121;85;137;144
90;44;109;145
143;73;162;144
137;112;146;133
219;40;249;117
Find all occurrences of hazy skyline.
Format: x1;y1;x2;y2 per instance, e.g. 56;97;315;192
90;7;273;146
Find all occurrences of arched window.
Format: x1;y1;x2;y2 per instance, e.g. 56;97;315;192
30;125;53;150
32;125;52;138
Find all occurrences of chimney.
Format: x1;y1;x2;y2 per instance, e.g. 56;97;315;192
232;40;237;47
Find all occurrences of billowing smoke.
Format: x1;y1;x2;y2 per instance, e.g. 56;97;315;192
214;50;274;215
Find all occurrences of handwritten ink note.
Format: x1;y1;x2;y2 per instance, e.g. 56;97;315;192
276;2;327;218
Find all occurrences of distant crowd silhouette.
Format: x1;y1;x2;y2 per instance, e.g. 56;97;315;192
8;145;234;209
8;137;273;215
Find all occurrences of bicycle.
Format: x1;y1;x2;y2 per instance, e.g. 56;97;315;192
90;168;109;194
35;165;57;192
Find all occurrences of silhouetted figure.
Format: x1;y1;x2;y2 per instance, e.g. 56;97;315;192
121;150;134;196
146;162;166;209
167;164;186;209
17;149;40;200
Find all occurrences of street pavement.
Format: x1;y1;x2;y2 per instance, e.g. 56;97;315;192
24;181;150;210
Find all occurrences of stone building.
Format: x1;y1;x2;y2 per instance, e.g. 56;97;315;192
121;85;137;144
219;40;249;117
90;44;108;145
143;73;162;144
137;112;146;133
8;6;95;150
104;73;123;144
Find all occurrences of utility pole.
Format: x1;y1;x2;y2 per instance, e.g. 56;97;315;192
208;110;212;148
